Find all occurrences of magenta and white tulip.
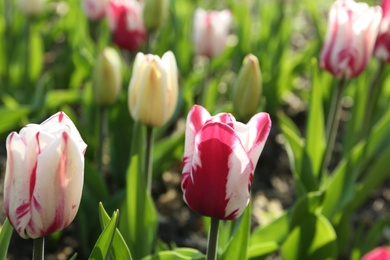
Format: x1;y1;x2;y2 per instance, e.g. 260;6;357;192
193;8;232;58
375;0;390;62
107;0;146;52
128;51;179;127
361;247;390;260
320;0;382;79
4;112;87;239
181;105;271;220
82;0;109;21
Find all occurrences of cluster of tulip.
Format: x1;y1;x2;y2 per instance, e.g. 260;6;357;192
2;0;390;259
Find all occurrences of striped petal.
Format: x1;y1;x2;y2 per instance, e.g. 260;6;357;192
182;122;253;220
182;105;211;189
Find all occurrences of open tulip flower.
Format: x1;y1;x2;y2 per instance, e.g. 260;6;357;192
4;112;87;239
107;0;146;52
181;105;271;220
320;0;382;79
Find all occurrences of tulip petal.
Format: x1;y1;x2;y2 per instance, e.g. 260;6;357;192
246;113;271;168
4;132;31;239
27;131;84;238
182;105;211;187
161;51;179;120
182;122;253;220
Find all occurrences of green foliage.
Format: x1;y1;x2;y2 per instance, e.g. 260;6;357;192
0;218;13;260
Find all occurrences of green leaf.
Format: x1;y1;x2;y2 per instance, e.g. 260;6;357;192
300;59;325;192
84;161;109;202
289;191;324;231
69;253;78;260
249;212;290;259
141;248;205;260
98;202;133;260
281;214;337;260
89;210;119;260
0;106;30;137
221;205;251;260
0;218;13;260
119;154;158;260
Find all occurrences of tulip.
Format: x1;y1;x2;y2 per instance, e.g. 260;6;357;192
4;112;87;239
320;0;382;79
17;0;46;16
93;47;122;106
193;8;232;58
107;0;146;52
361;247;390;260
374;0;390;62
128;51;178;127
232;54;262;119
82;0;109;20
181;105;271;220
143;0;169;31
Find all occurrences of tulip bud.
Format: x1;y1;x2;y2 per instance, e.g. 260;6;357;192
193;8;232;58
320;0;382;79
93;47;122;106
17;0;46;16
143;0;169;31
232;54;262;119
82;0;109;21
128;51;178;127
374;0;390;62
181;105;271;220
4;112;87;239
107;0;146;52
361;247;390;260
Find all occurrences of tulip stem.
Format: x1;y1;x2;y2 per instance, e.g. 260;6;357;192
98;106;107;174
206;218;219;260
145;126;154;194
33;236;44;260
321;77;345;176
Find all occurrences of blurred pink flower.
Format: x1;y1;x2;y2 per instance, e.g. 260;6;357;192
4;112;87;239
193;8;232;58
181;105;271;220
82;0;109;20
374;0;390;62
361;247;390;260
107;0;146;52
320;0;382;79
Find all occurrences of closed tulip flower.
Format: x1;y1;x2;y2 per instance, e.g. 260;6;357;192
232;54;262;119
361;247;390;260
374;0;390;62
93;47;122;106
17;0;46;16
320;0;382;79
143;0;169;31
128;51;178;127
181;105;271;220
4;112;87;239
193;8;232;58
82;0;109;20
107;0;146;52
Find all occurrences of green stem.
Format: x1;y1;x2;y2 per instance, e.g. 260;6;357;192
145;126;154;194
206;218;220;260
98;106;106;174
321;77;346;175
24;17;31;101
32;236;44;260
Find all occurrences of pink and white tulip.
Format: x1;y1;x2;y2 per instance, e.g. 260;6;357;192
374;0;390;62
361;247;390;260
193;8;232;58
320;0;382;79
4;112;87;239
82;0;109;21
181;105;271;220
107;0;146;52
